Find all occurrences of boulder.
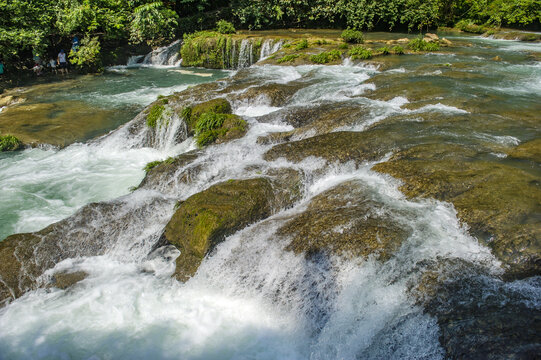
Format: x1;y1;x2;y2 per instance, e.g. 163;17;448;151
278;181;410;260
164;172;303;280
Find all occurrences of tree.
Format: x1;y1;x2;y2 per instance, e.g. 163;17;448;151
129;1;180;45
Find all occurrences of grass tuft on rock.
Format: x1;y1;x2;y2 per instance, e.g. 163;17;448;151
0;134;22;151
348;46;372;59
408;38;440;51
310;49;342;64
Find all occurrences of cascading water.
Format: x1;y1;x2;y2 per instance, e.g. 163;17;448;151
237;39;254;69
142;40;183;66
0;36;540;359
260;39;284;60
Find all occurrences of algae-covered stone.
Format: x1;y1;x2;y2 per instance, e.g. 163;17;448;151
164;174;303;281
507;138;541;163
278;181;410;260
373;144;541;278
50;271;88;290
264;131;396;164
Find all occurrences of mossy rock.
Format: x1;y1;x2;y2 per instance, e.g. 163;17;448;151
164;178;274;280
184;98;232;131
138;151;201;191
278;181;410;260
373;144;541;278
49;271;88;290
264;131;397;164
507;138;541;163
164;174;303;281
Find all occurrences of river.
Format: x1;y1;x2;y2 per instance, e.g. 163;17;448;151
0;33;539;359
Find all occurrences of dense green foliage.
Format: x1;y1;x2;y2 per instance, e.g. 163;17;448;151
277;54;300;63
295;39;309;50
216;20;236;34
341;29;364;43
0;134;22;151
69;36;102;71
0;0;538;71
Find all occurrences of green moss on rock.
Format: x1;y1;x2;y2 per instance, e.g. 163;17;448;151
373;144;541;278
164;178;276;280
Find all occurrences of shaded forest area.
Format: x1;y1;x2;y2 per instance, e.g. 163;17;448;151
1;0;540;70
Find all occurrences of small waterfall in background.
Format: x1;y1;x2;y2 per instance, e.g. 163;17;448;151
141;40;183;66
260;39;284;60
238;39;253;68
127;55;145;66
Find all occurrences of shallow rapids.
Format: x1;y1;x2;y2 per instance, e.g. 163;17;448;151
0;33;540;359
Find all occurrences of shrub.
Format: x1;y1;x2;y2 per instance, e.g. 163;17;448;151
295;39;308;50
392;45;405;55
69;36;102;72
455;20;486;34
277;54;300;63
338;43;349;50
408;38;440;51
0;134;22;151
310;49;342;64
216;20;236;34
348;46;372;59
377;46;390;55
341;29;364;44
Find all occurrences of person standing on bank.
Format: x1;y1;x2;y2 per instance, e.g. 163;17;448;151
57;49;68;75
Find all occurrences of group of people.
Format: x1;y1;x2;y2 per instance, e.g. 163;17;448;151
32;36;79;76
32;49;69;76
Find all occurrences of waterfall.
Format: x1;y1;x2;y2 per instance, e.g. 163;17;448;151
260;39;283;60
238;39;253;68
127;55;145;66
142;40;182;66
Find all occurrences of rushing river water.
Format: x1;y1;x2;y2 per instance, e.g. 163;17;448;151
0;66;228;241
0;34;540;359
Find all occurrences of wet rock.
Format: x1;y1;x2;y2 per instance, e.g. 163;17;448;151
0;196;174;306
278;181;410;260
264;130;396;164
427;274;541;359
234;82;306;107
373;144;541;278
507;139;541;163
50;271;88;290
138;150;202;191
164;173;303;281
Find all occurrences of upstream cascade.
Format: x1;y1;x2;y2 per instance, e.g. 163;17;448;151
0;34;540;359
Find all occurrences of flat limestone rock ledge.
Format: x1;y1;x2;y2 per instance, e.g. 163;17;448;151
373;143;541;279
277;180;411;261
163;172;303;281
